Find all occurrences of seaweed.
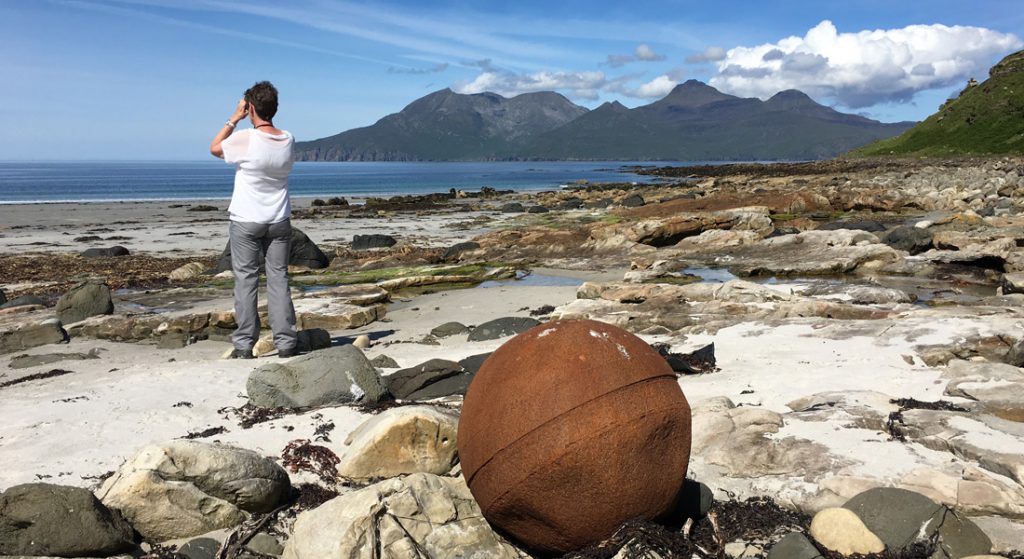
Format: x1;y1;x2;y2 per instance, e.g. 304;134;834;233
281;439;340;484
0;368;74;388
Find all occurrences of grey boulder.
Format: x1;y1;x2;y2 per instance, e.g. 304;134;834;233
442;241;480;262
882;226;934;255
55;282;114;325
215;227;329;273
0;483;135;558
0;319;67;355
247;344;387;408
386;358;465;400
0;294;46;309
352;234;397;250
81;245;130;258
430;321;469;338
467;316;541;341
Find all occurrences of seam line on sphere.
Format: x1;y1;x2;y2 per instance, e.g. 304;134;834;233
478;399;690;519
465;373;683;488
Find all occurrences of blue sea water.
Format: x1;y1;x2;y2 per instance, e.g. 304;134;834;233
0;161;693;204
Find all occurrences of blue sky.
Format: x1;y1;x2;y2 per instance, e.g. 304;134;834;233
3;0;1023;160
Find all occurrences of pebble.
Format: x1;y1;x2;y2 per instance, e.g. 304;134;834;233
353;334;371;349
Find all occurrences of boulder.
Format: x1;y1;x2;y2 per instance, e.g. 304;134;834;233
215;227;329;273
0;294;46;310
527;205;550;213
0;288;5;305
459;352;492;375
466;316;541;341
352;234;397;251
458;319;691;554
0;483;135;557
0;319;67;355
817;219;886;232
97;441;290;542
169;262;207;281
1001;271;1024;295
296;328;332;352
882;226;934;255
386;359;465;399
55;282;114;325
500;202;525;213
292;298;385;331
766;533;823;559
442;241;481;262
430;321;470;338
81;245;130;257
370;354;400;369
247;344;387;408
843;488;992;558
282;473;526;559
809;507;884;556
336;405;460;480
620;193;645;207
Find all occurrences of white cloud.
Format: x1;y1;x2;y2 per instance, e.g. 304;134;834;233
709;20;1023;108
388;63;449;75
604;43;666;67
686;46;727;64
455;69;608;100
634;44;666;62
630;75;678;98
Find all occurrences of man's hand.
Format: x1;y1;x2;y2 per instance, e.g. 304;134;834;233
230;98;248;125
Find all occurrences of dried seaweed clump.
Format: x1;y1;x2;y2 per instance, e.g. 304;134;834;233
281;439;339;484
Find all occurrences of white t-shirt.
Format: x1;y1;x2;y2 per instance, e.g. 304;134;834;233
222;128;294;224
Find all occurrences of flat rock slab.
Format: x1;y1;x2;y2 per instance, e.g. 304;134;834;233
0;320;66;355
466;316;541;341
300;283;389;306
386;358;465;399
292;299;385;331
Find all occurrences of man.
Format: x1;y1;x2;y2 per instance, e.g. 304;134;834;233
210;81;298;359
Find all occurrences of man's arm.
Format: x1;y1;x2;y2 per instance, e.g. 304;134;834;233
210;99;248;159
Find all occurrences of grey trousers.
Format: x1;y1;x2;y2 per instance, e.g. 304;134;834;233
229;219;298;351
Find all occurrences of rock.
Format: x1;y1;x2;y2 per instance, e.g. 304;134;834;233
252;336;276;357
1001;271;1024;295
673;479;714;522
296;328;331;353
557;197;585;210
352;234;397;250
336;406;459;480
0;288;5;305
352;334;370;349
844;488;992;558
292;298;385;331
0;483;135;557
0;319;67;355
500;202;525;213
527;205;550;213
386;358;465;399
170;262;207;281
8;348;100;369
405;373;473;400
246;533;284;556
306;283;389;306
442;241;481;262
942;360;1024;421
430;321;470;338
282;473;525;559
458;319;691;554
466;316;541;341
817;219;886;232
0;294;46;309
246;344;387;408
1005;339;1024;367
809;507;885;556
97;440;290;542
458;352;491;374
766;533;823;559
620;193;645;207
81;245;130;257
55;282;114;325
177;536;223;559
215;227;329;272
370;354;399;368
883;226;934;255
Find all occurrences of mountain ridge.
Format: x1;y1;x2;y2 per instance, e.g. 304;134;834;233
296;81;915;162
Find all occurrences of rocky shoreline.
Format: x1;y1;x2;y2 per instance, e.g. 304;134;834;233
2;157;1024;558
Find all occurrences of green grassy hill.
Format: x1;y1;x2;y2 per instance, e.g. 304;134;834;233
853;50;1024;157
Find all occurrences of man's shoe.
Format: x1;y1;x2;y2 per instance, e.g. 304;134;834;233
278;347;299;358
230;348;254;359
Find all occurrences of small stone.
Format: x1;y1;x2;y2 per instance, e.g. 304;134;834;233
430;321;470;338
370;354;400;368
353;334;371;349
766;533;823;559
442;241;481;262
253;336;275;357
246;533;284;556
809;507;884;556
178;536;222;559
466;316;541;341
221;347;236;359
81;245;130;258
352;234;396;250
170;262;207;281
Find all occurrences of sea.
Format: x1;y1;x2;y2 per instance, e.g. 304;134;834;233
0;161;697;205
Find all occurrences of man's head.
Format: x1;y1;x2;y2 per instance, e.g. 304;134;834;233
244;81;278;121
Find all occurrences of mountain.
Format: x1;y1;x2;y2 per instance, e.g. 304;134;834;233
853;50;1024;157
295;88;587;161
295;81;915;161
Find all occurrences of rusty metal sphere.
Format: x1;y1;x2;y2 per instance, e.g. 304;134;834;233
458;319;692;554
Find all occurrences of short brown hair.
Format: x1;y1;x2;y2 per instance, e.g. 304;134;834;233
244;81;278;120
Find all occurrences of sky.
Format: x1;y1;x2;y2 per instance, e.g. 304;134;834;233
2;0;1023;160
